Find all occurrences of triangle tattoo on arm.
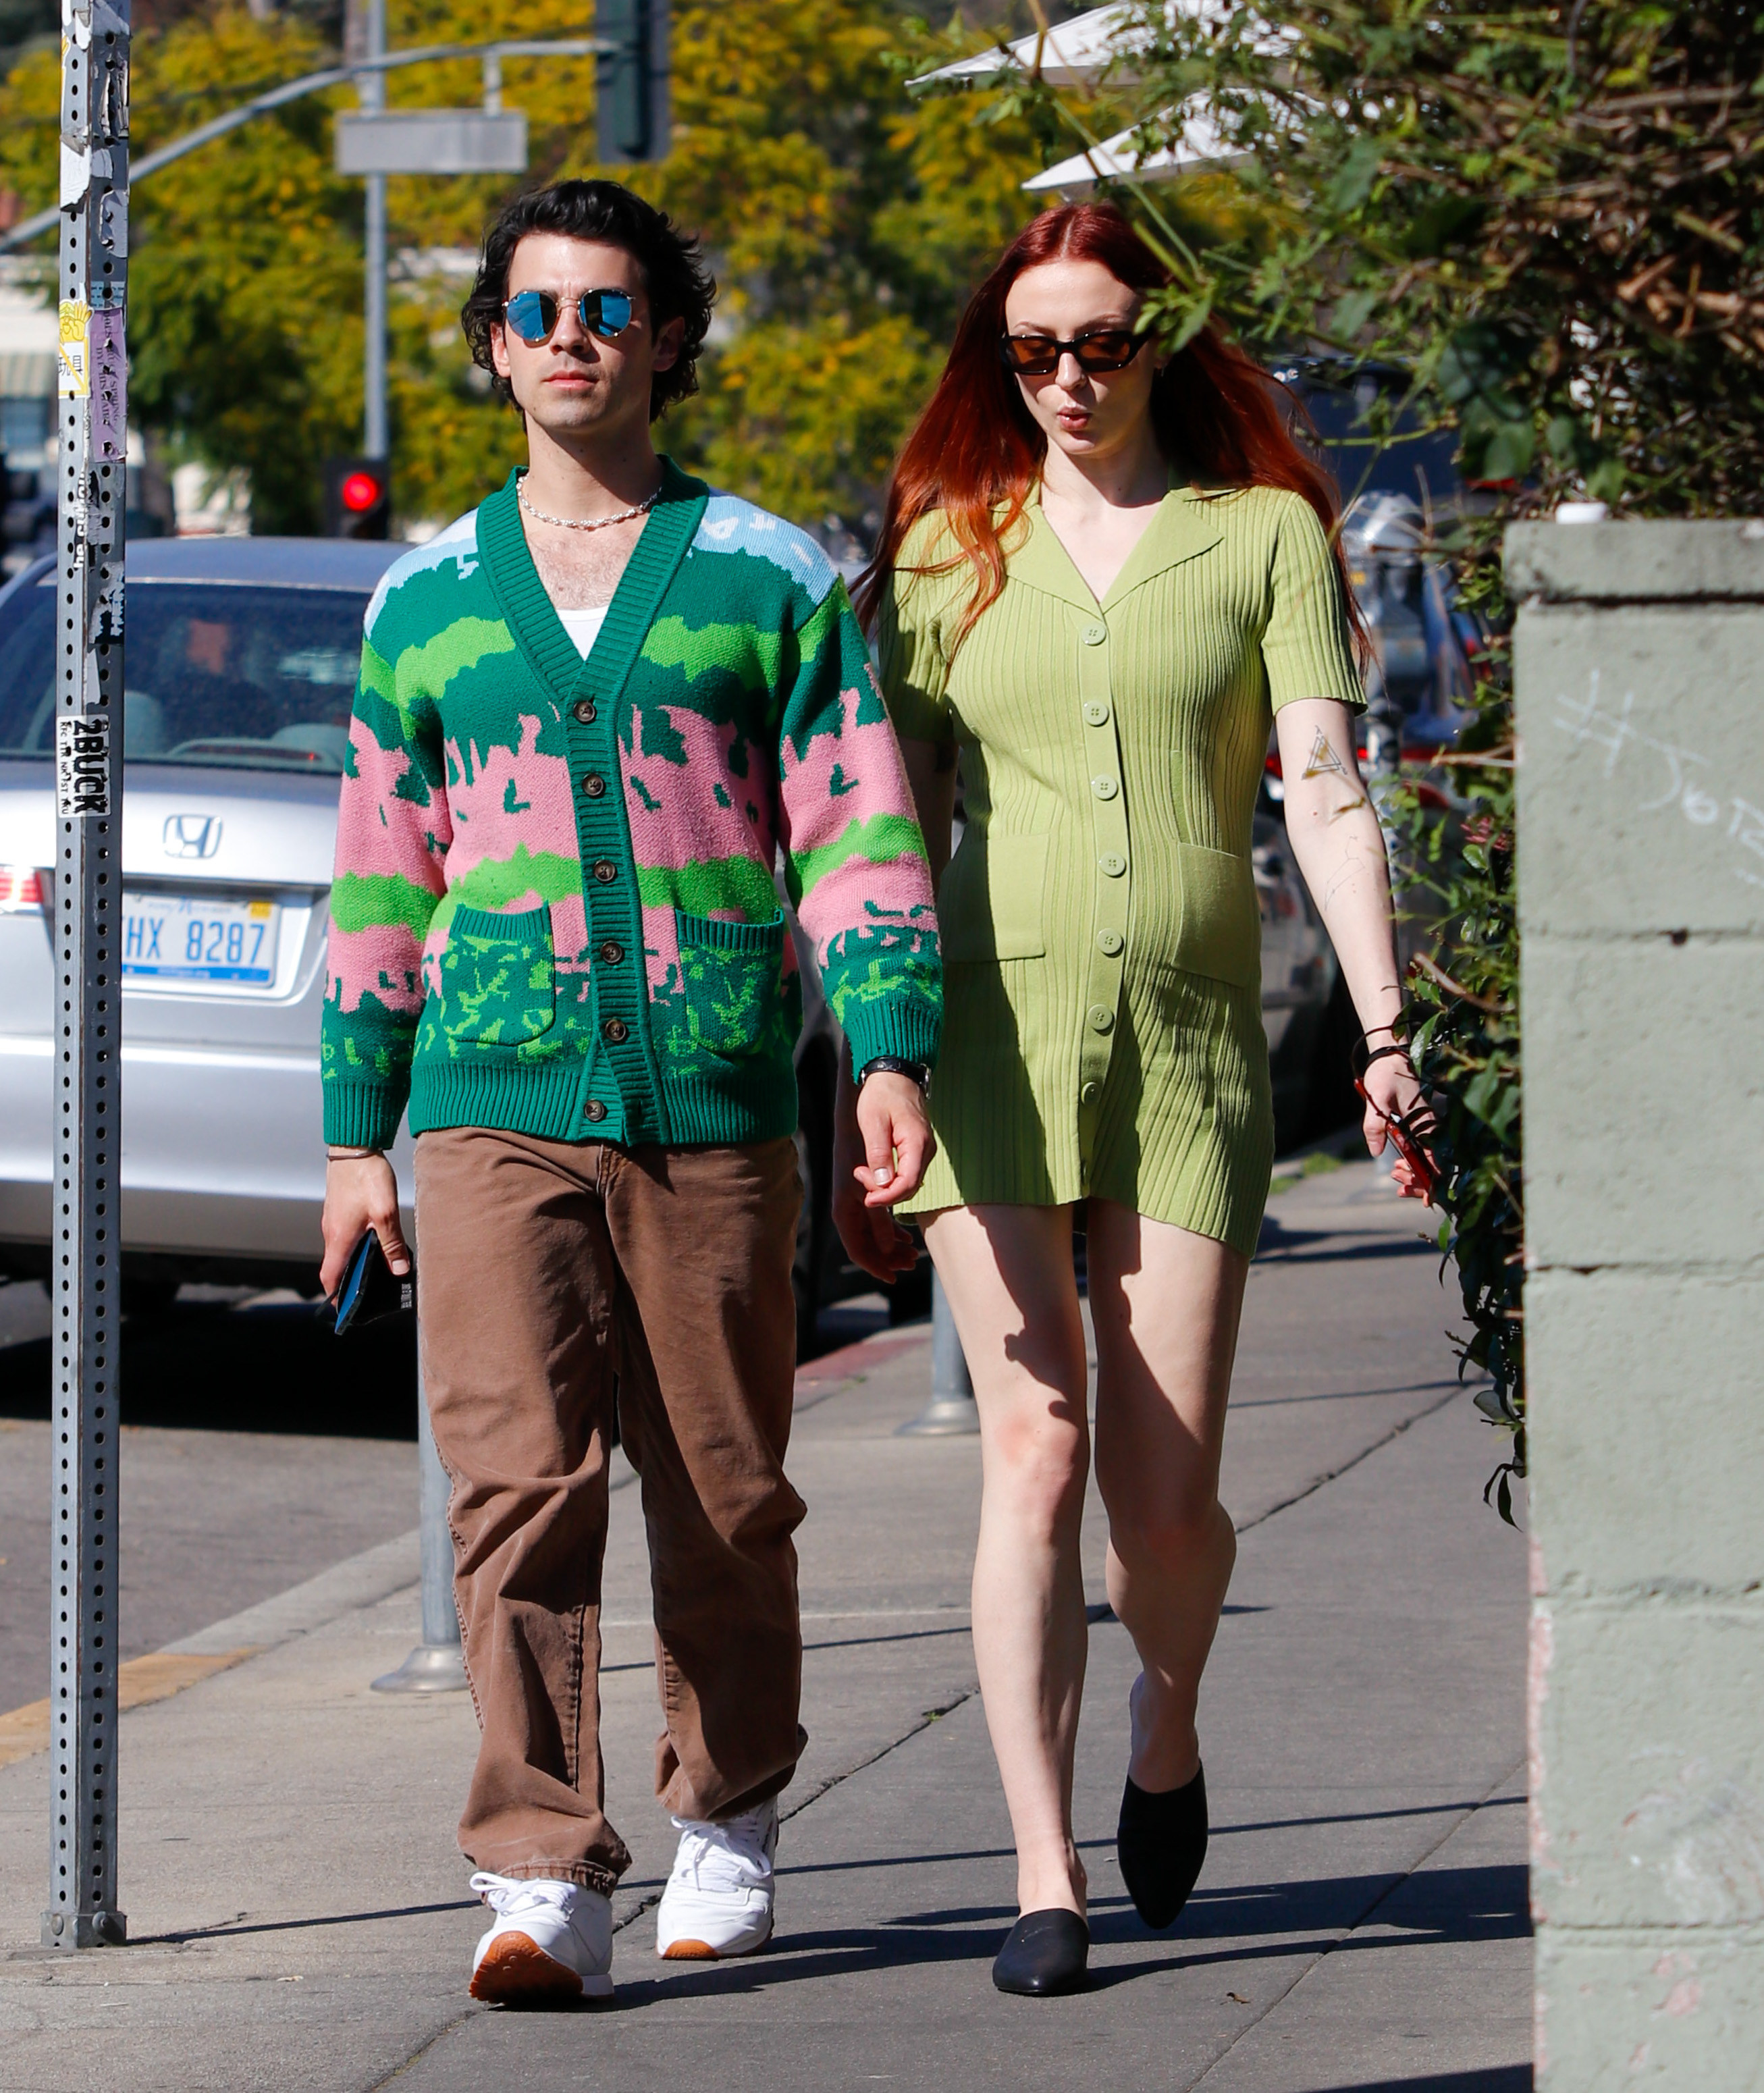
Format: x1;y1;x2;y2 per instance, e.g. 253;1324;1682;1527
1302;729;1349;780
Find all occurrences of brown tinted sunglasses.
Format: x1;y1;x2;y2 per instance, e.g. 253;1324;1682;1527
998;328;1144;377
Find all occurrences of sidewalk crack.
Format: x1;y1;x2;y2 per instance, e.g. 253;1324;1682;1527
1233;1387;1460;1536
1181;1751;1529;2092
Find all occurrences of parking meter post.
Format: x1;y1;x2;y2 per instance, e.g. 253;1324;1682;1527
896;1267;981;1437
372;1341;468;1692
43;0;131;1951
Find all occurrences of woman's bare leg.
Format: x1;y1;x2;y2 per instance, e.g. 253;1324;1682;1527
1087;1202;1249;1793
923;1203;1090;1917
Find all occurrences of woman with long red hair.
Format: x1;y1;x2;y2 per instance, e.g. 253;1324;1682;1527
838;204;1431;1996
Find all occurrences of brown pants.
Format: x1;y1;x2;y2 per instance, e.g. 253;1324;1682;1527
414;1126;806;1892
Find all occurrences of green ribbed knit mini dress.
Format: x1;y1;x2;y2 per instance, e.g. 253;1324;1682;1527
878;479;1364;1256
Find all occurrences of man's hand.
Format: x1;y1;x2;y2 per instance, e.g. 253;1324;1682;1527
319;1152;412;1299
831;1067;936;1286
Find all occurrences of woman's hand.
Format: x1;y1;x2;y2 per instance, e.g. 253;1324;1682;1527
832;1065;936;1284
319;1152;411;1299
1359;1040;1438;1202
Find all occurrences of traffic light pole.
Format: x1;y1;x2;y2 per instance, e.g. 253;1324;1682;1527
45;0;130;1950
358;0;388;462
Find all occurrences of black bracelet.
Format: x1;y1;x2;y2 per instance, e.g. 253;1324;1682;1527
855;1055;931;1093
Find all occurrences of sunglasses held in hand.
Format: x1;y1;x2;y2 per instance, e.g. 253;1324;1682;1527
502;288;636;346
1349;1034;1440;1200
998;328;1144;377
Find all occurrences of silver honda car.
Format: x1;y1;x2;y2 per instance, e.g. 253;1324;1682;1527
0;537;1341;1329
0;538;406;1309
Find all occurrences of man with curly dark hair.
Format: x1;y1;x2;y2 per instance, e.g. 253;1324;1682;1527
319;178;944;2004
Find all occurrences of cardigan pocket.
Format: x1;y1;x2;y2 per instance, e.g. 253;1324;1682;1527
938;830;1048;962
1172;843;1262;988
676;908;789;1059
437;903;557;1046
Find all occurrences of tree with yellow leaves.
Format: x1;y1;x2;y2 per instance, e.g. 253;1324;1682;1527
0;1;1047;533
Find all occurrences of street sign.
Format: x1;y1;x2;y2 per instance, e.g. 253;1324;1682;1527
47;0;130;1950
334;109;528;176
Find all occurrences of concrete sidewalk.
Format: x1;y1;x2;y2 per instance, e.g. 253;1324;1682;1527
0;1163;1530;2092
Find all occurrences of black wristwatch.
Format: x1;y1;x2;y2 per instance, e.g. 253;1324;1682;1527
855;1055;931;1094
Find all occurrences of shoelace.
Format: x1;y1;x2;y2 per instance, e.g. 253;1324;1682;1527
668;1806;774;1895
470;1870;581;1918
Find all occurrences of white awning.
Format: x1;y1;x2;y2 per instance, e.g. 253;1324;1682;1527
1021;99;1237;196
909;3;1162;90
0;350;57;399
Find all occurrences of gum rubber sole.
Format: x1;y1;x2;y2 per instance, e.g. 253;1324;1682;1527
658;1917;774;1962
469;1929;612;2004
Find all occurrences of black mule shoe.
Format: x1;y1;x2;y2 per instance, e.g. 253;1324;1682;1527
1117;1762;1208;1929
991;1909;1090;1996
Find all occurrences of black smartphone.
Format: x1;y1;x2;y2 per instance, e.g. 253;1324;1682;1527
331;1228;414;1335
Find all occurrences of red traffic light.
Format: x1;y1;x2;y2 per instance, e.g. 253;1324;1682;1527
323;455;391;539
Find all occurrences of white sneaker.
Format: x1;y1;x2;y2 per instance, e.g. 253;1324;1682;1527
655;1797;778;1959
469;1872;614;2003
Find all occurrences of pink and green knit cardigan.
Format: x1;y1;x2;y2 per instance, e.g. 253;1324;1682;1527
321;462;942;1151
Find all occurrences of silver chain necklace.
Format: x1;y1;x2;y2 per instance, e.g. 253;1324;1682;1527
517;474;661;532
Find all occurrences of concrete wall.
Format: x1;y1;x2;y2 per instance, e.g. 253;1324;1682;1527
1510;520;1764;2087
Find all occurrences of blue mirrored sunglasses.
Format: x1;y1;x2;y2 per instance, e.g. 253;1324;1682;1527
502;288;635;346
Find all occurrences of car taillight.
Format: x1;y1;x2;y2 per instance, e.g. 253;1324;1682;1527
0;866;46;913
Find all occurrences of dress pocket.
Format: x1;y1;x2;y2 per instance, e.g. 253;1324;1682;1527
438;903;556;1045
674;907;789;1059
1173;843;1262;988
938;830;1049;962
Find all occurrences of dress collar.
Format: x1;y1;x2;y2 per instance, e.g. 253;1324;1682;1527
1011;473;1227;614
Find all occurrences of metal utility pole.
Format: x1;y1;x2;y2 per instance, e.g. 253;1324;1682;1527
45;0;130;1949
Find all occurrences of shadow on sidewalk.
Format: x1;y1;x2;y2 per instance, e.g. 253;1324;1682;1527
594;1861;1528;2009
1319;2075;1530;2093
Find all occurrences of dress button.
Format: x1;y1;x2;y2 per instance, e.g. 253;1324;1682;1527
583;1101;607;1123
1082;700;1110;726
602;1017;629;1044
572;697;597;724
581;772;606;798
1091;776;1119;801
1081;622;1107;645
1098;851;1127;878
1088;1004;1115;1034
1080;1080;1099;1105
599;940;624;965
592;859;618;883
1098;928;1124;955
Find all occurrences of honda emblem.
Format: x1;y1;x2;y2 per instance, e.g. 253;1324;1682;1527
163;814;222;859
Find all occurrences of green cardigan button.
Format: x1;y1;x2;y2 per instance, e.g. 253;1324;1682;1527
1088;1004;1115;1034
572;697;597;724
1097;928;1123;955
584;1101;607;1123
1091;776;1119;801
581;772;606;798
599;940;624;965
1081;622;1107;645
1082;700;1110;725
1098;852;1127;878
1080;1080;1099;1105
592;860;618;883
603;1017;629;1044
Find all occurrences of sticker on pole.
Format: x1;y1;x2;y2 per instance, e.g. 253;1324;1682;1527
57;298;92;397
56;713;110;816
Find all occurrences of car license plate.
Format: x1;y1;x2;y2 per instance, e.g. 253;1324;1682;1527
123;891;279;985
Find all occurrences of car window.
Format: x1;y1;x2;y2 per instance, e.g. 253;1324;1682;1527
0;577;369;773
